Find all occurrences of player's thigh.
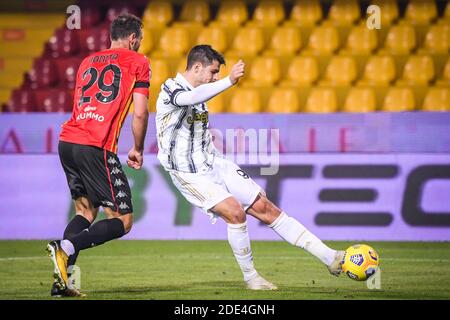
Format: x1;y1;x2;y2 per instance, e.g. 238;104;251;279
169;170;232;215
219;158;264;211
74;145;134;215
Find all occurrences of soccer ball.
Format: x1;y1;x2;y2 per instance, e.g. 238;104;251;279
342;244;380;281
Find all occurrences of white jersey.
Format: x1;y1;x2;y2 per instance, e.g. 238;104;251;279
156;73;218;173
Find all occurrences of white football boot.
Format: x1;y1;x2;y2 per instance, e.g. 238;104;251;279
327;250;346;277
246;274;278;290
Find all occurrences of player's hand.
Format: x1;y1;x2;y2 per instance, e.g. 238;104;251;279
229;60;245;85
127;148;143;170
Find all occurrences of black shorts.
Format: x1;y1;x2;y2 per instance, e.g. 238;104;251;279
58;141;133;214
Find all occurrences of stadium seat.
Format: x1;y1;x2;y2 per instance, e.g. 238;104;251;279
249;0;285;27
153;27;191;57
382;87;415;111
214;0;248;26
304;88;338;113
26;58;58;89
54;57;82;90
148;59;170;112
264;26;302;57
287;0;323;26
343;88;377;112
302;25;340;55
358;55;396;86
228;88;262;113
79;5;101;28
404;0;438;25
40;89;72;113
45;28;80;58
280;56;319;87
397;55;435;86
327;0;361;26
419;24;450;54
208;94;225;113
436;58;450;87
138;30;154;56
105;4;138;23
5;89;36;112
196;27;228;53
320;56;357;86
340;24;378;55
142;1;174;26
422;88;450;111
370;0;399;26
78;26;110;54
379;24;416;54
179;0;210;24
226;27;265;57
242;57;281;87
266;88;300;113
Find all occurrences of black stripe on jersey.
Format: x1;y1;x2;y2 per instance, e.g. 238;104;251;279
171;88;187;107
134;81;149;88
187;108;197;173
169;107;188;170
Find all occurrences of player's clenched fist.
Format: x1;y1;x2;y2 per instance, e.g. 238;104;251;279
229;59;245;85
127;147;144;170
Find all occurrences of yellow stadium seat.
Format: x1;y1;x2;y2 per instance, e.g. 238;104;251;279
196;27;228;53
370;0;399;26
280;56;319;87
226;27;265;57
250;0;285;27
152;27;191;57
208;94;226;113
340;24;378;54
405;0;437;25
422;88;450;111
0;89;11;106
419;24;450;54
228;88;262;113
343;88;377;112
148;59;170;112
304;88;338;113
327;0;361;26
142;1;173;26
264;26;302;56
380;24;416;54
0;13;64;28
445;2;450;21
382;87;415;111
215;0;248;26
397;55;435;86
436;58;450;87
266;88;300;113
218;56;241;81
180;0;210;24
138;30;154;56
288;0;323;26
242;57;281;87
0;72;23;89
303;25;340;55
320;56;357;86
358;55;396;85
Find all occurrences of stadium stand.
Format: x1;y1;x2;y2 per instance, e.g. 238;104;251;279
0;0;448;113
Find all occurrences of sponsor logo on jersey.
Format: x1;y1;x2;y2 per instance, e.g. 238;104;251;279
186;112;208;125
76;111;105;122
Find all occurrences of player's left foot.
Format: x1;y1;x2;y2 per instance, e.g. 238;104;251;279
327;250;346;276
246;274;278;290
50;281;86;298
46;240;69;290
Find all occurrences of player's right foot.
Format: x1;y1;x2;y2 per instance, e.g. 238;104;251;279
50;281;86;297
327;250;346;277
46;240;69;290
246;274;278;290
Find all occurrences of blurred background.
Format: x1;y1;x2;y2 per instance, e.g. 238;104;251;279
0;0;449;242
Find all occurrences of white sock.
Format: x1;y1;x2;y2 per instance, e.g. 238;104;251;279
269;212;336;266
60;239;75;256
227;222;258;281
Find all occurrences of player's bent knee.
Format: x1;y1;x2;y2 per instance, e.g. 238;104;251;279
117;213;133;234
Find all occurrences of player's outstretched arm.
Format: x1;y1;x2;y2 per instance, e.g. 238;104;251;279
127;92;149;170
174;60;246;107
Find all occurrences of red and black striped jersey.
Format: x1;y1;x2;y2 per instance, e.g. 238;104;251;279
60;47;151;153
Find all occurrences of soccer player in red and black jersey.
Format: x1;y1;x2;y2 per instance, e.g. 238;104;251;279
46;14;151;297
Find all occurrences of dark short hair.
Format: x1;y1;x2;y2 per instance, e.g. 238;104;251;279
110;14;143;41
186;45;226;70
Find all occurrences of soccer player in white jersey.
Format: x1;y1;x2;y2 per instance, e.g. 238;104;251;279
155;45;345;290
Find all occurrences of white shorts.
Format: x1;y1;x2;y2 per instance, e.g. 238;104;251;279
168;157;264;223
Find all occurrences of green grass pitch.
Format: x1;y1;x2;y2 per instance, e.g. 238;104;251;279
0;240;449;300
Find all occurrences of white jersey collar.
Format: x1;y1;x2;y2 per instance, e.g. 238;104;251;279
175;73;194;90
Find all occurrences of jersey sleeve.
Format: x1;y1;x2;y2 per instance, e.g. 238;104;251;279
133;56;151;97
161;78;189;107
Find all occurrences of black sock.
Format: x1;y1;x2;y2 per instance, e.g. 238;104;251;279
68;218;126;252
63;215;91;268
